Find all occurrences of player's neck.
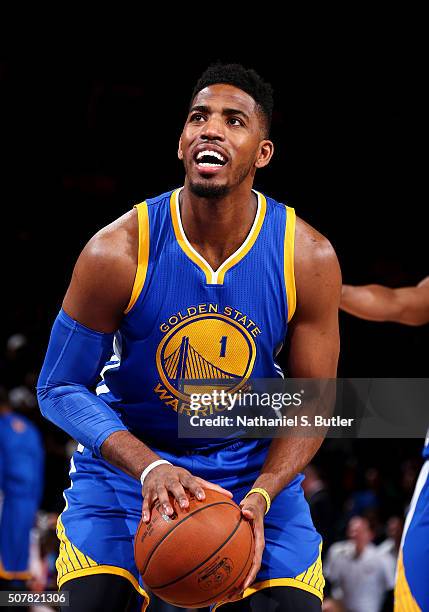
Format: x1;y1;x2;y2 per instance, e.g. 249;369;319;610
179;182;258;272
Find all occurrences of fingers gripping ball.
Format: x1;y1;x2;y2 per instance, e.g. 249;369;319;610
134;489;254;608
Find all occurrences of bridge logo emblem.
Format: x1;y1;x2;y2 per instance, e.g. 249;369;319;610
156;313;256;402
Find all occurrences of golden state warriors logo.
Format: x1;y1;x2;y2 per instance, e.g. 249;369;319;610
154;304;261;412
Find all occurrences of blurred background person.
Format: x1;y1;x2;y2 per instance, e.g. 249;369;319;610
378;516;403;564
0;386;44;596
324;516;395;612
303;464;336;555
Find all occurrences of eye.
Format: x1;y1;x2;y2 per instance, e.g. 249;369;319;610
190;113;206;122
228;117;244;127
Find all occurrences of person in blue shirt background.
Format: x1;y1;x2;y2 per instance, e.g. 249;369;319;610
0;386;44;591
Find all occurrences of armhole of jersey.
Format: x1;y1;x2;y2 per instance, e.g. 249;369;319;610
284;206;296;322
124;202;150;314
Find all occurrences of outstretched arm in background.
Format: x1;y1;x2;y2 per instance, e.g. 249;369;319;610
340;276;429;326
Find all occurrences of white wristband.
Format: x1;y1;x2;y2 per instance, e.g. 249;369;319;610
140;459;172;487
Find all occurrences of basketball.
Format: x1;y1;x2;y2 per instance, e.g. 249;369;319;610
134;489;254;608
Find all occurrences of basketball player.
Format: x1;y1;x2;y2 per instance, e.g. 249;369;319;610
340;278;429;611
37;64;341;612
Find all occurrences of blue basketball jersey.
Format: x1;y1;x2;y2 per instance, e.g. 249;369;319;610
56;191;326;605
96;187;296;450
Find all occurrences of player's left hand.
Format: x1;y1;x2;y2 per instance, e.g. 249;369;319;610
223;492;266;601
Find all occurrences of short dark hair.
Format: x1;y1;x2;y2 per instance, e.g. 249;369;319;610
191;63;274;136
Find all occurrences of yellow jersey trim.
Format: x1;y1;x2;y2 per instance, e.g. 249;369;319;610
394;551;421;611
213;542;324;609
0;560;31;580
170;188;266;285
124;202;150;314
170;189;212;283
284;206;296;322
216;192;266;284
56;516;150;609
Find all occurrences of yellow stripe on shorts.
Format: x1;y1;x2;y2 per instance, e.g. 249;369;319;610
56;516;150;611
212;542;324;609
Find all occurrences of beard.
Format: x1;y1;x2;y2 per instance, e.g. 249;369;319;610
188;180;230;199
186;159;254;200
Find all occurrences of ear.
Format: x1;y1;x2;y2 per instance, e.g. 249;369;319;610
255;140;274;169
178;136;183;160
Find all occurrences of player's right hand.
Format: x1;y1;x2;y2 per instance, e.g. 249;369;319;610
141;464;233;522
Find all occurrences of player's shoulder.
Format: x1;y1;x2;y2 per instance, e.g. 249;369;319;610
263;191;336;259
295;216;338;269
79;208;139;279
84;188;173;263
293;216;341;299
261;191;339;274
88;209;137;256
72;189;173;286
291;215;342;315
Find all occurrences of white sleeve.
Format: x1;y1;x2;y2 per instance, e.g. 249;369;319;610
379;551;396;590
324;544;343;583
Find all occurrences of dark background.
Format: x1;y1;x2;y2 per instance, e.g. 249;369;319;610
0;44;427;519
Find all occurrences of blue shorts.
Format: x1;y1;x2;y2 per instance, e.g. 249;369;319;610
395;460;429;611
57;440;323;610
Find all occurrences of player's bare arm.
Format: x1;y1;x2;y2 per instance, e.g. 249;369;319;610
60;212;232;519
341;276;429;325
239;218;341;590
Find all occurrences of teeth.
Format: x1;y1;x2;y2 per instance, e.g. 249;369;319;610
196;150;226;163
198;162;222;167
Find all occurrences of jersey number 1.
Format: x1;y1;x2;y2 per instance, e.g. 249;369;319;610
219;336;227;357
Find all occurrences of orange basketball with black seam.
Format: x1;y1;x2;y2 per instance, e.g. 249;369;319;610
134;489;254;608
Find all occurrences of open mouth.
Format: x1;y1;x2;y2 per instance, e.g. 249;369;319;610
194;149;228;172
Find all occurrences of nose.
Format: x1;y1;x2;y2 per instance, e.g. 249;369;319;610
200;115;225;141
